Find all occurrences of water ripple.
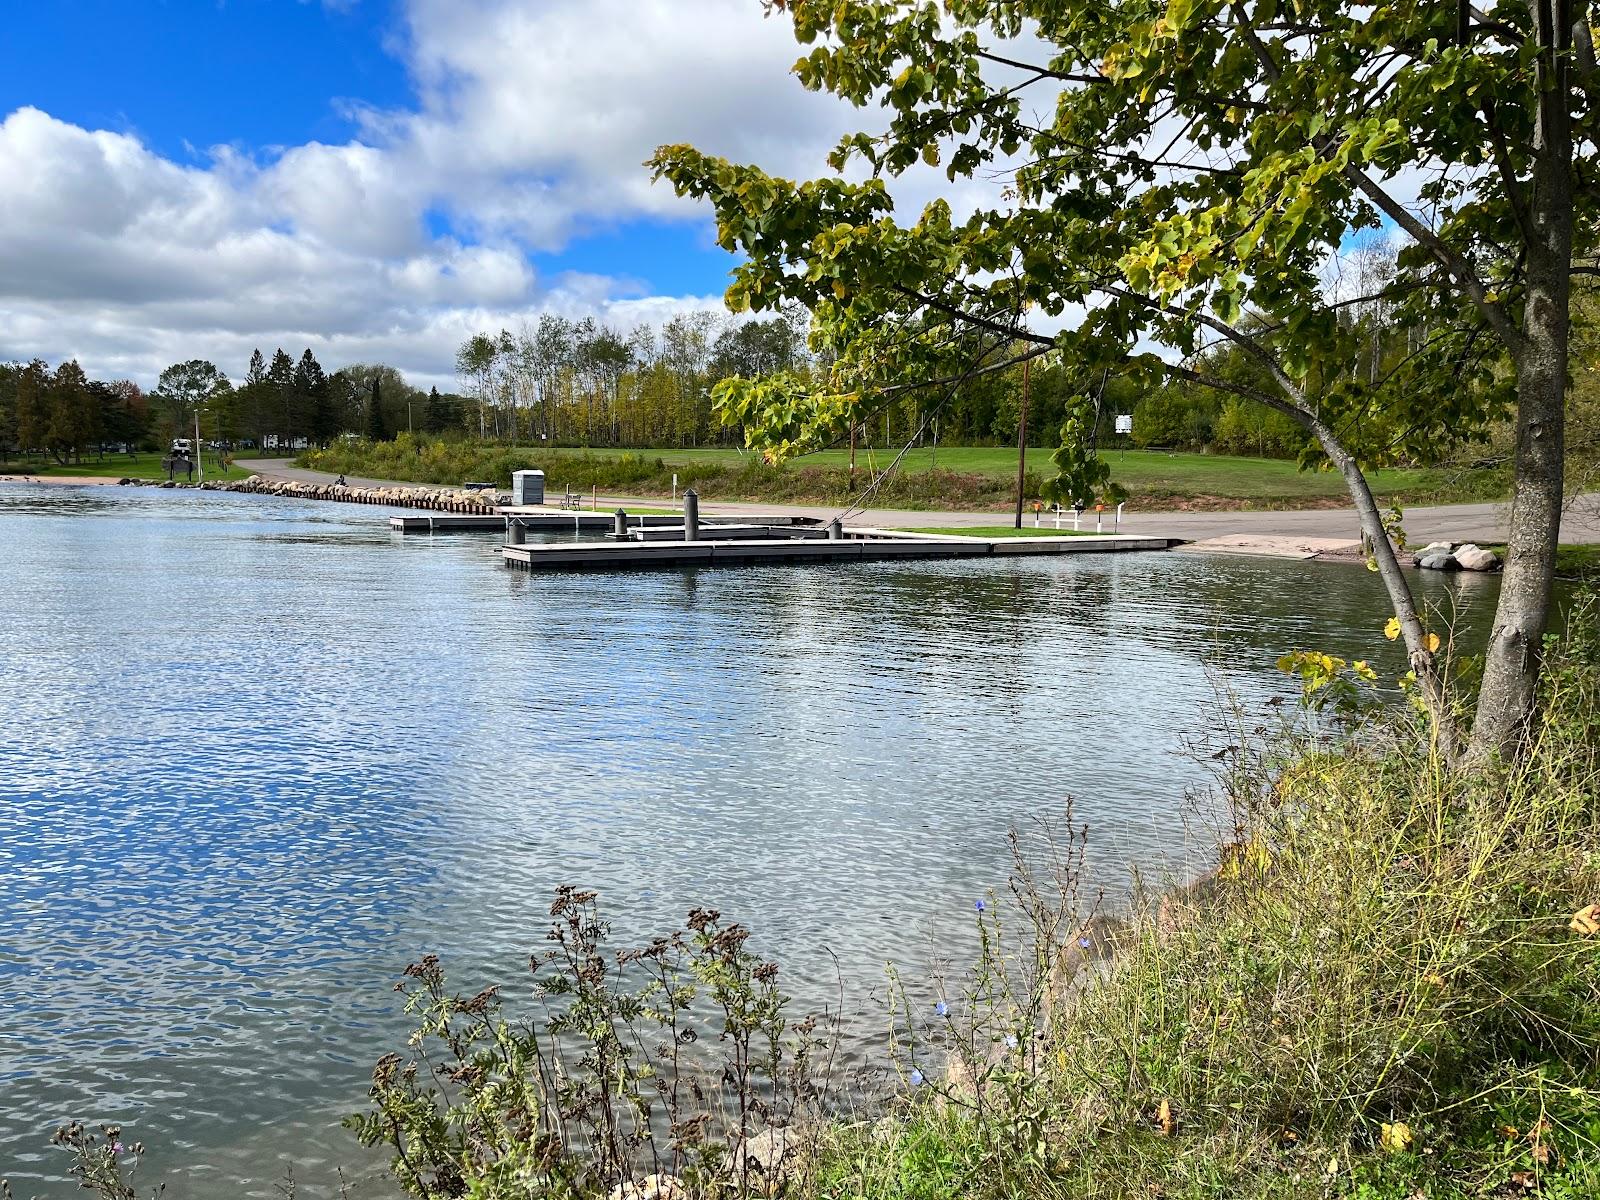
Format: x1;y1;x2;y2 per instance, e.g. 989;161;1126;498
0;483;1506;1195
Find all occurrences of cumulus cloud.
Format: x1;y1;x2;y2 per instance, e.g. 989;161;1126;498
0;0;1025;389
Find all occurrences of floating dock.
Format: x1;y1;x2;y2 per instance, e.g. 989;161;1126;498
502;531;1173;571
389;510;819;534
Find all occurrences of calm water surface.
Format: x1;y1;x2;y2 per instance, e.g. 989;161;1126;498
0;484;1509;1195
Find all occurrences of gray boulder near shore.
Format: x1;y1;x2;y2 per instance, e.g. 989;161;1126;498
1412;540;1501;572
1453;543;1501;571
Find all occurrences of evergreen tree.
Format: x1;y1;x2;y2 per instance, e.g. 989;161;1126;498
0;363;18;454
425;386;443;434
366;377;389;442
14;360;48;456
266;348;297;447
45;361;96;463
246;349;266;387
295;349;335;447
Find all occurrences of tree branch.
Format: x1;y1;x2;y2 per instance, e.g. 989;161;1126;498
1232;10;1524;354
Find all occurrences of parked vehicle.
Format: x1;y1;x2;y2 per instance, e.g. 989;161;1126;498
170;438;193;455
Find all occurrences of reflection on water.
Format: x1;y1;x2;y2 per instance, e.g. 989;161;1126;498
0;484;1508;1195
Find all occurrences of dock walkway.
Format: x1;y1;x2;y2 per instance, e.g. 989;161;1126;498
502;532;1173;571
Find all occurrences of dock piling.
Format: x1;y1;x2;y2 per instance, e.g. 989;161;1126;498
683;489;699;541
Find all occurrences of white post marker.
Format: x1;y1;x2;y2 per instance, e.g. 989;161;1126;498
672;474;679;505
1116;502;1124;531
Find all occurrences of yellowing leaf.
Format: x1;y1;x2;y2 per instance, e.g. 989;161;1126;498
1423;632;1441;654
1569;904;1600;936
1383;617;1402;641
1380;1121;1414;1153
1156;1098;1175;1136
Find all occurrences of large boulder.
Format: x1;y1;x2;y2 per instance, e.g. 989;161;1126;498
1417;552;1458;571
1413;540;1455;563
1454;543;1502;572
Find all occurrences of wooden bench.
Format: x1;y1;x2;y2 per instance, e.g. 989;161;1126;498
559;489;583;510
462;481;497;493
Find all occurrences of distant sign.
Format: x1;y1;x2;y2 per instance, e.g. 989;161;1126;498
1114;414;1133;435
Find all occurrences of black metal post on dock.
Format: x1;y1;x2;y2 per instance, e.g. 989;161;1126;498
683;489;699;541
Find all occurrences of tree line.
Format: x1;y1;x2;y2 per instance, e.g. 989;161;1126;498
3;263;1441;466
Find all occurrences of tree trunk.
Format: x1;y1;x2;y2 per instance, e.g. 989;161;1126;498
1467;0;1572;762
1316;422;1462;761
1470;284;1568;760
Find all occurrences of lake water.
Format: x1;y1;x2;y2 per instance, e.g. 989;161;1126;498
0;484;1511;1195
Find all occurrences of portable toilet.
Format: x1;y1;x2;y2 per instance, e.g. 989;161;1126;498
511;469;545;506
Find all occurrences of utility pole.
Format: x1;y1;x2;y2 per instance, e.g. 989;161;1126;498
195;408;204;484
1013;356;1031;529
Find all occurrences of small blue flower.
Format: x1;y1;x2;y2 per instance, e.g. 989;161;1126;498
975;899;986;913
1078;935;1093;949
1004;1034;1018;1050
909;1068;925;1087
934;1000;949;1018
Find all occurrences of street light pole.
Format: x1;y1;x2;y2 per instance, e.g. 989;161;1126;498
1013;356;1031;529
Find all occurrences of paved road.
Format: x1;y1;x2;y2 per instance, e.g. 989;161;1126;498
237;459;1600;547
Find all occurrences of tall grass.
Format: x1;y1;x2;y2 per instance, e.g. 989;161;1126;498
814;594;1600;1200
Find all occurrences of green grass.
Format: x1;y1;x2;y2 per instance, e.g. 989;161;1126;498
1;452;255;482
895;524;1100;537
1481;543;1600;582
526;444;1503;504
296;437;1509;512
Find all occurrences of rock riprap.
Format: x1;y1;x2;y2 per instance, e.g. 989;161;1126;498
117;474;508;513
1411;541;1502;572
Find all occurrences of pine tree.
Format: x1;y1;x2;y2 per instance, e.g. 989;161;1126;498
425;386;442;434
295;349;335;447
266;348;297;448
366;377;388;442
246;349;266;387
14;360;48;457
46;361;96;464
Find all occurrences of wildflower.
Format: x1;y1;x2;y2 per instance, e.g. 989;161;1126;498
111;1142;124;1154
934;1000;949;1018
974;899;986;913
1004;1034;1018;1049
1078;935;1092;949
909;1068;924;1087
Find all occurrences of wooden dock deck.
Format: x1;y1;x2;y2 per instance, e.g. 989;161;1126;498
502;532;1173;570
390;511;820;534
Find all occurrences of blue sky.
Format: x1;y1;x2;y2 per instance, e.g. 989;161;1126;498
0;2;410;156
0;0;844;386
0;0;739;302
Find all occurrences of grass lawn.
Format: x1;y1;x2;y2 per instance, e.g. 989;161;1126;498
1484;542;1600;582
895;524;1099;537
555;444;1502;505
1;452;255;482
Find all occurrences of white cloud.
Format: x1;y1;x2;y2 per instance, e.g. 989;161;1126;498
0;1;1023;389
